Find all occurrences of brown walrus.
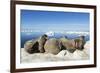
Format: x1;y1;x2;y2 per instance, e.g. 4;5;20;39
59;36;85;53
38;34;48;53
44;38;61;55
24;39;39;54
74;36;85;50
24;34;48;54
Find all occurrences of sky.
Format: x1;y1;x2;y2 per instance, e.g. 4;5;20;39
21;10;90;32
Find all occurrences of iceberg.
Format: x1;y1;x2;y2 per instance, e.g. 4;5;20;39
45;31;55;36
64;31;89;36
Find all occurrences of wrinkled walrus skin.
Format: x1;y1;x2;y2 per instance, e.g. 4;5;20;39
24;34;48;54
59;36;85;53
44;38;61;55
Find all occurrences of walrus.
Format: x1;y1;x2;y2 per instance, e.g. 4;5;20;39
38;34;48;53
44;38;61;55
24;39;40;54
24;34;48;54
74;36;85;50
59;36;85;53
59;37;76;53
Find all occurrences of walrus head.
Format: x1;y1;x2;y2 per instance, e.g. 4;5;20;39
74;36;85;50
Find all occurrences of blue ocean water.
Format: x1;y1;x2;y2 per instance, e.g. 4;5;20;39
21;32;90;48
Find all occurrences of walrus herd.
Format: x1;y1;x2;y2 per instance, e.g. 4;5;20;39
24;34;85;55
